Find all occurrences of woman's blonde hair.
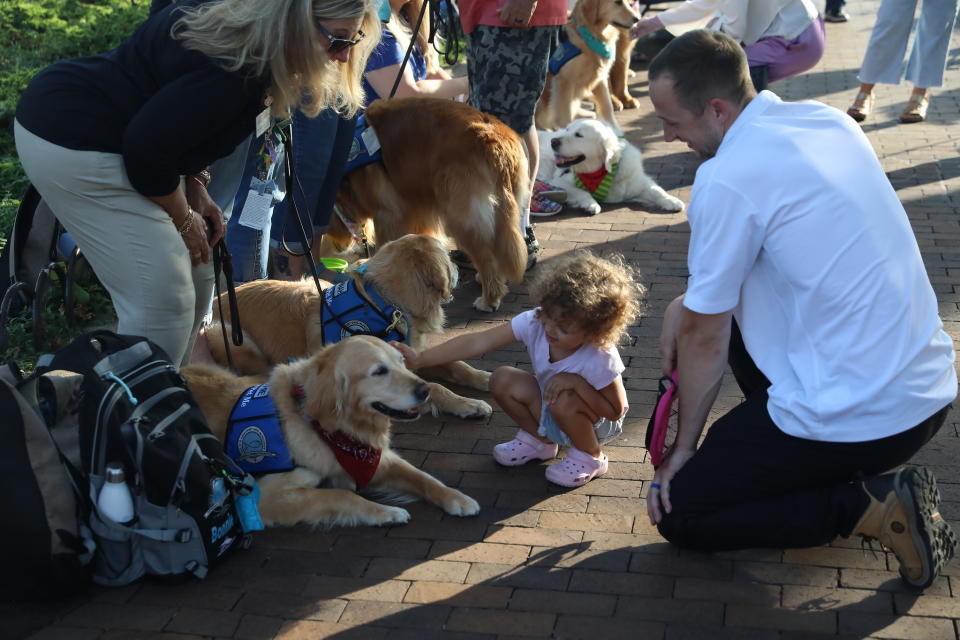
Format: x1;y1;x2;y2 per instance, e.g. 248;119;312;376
532;251;645;349
173;0;381;118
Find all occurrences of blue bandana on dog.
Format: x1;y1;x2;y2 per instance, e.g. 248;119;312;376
225;384;296;475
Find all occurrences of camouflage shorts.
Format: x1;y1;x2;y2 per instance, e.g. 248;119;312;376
466;25;559;133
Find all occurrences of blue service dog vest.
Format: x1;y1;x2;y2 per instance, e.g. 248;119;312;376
549;37;582;75
345;112;382;174
225;384;296;475
320;277;409;346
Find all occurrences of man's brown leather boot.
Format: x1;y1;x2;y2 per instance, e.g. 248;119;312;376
850;467;957;589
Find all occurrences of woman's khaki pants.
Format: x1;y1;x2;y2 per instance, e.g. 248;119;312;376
14;121;214;366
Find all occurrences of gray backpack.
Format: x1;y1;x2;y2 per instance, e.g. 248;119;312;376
43;331;260;586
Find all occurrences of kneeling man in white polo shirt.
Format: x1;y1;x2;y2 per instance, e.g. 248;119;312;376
646;29;957;589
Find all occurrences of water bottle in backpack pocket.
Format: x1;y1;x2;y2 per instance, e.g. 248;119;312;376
45;330;260;586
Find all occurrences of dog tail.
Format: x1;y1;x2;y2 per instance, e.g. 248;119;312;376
487;126;529;284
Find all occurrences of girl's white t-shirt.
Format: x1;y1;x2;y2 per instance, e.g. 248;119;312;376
510;309;626;401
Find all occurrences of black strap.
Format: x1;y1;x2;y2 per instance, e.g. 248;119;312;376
280;122;326;298
389;0;432;99
212;240;243;371
438;0;463;66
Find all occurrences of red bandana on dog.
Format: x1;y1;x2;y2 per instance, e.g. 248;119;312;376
574;163;619;203
312;420;382;488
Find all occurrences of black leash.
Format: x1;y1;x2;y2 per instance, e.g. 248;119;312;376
211;239;242;371
279;121;326;297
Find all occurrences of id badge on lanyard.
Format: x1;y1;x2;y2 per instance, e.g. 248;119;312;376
239;111;283;231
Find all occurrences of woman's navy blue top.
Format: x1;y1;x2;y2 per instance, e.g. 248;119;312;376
16;0;267;198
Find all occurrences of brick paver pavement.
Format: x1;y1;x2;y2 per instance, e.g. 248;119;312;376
5;1;960;638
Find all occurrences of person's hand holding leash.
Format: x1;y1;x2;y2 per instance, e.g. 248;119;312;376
186;173;225;247
178;208;210;267
498;0;537;27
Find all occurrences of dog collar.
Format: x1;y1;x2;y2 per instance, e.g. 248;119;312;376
311;420;382;488
577;25;612;59
574;163;619;202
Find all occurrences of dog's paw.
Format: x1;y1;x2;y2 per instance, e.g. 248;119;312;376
580;202;602;216
474;369;492;391
454;399;493;420
611;96;624;111
473;296;498;313
661;195;685;212
374;505;411;526
443;491;481;517
622;96;639;110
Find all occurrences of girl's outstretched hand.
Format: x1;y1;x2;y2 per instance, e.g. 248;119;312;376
389;341;420;370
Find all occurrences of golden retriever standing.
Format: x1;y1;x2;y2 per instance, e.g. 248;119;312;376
328;97;528;312
183;336;480;528
535;0;640;132
207;235;492;419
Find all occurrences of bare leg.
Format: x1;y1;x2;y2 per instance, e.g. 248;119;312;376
518;124;539;192
490;366;551;442
550;389;601;457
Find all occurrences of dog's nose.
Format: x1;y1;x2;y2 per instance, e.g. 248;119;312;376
413;382;430;403
551;138;561;150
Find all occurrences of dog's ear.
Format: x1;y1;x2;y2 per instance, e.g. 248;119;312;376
332;368;350;417
303;347;349;422
574;0;602;29
599;124;624;172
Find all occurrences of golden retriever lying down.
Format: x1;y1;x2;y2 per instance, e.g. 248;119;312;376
328;97;528;312
182;336;480;528
535;0;640;133
538;118;684;215
207;235;492;420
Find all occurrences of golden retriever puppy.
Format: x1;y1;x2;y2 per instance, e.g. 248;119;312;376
328;97;528;313
535;0;640;133
207;235;492;419
538;118;684;215
182;336;481;528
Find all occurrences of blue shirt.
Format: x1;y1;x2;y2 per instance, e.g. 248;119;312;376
361;26;428;104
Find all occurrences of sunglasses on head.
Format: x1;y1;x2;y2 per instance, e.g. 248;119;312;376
314;21;366;54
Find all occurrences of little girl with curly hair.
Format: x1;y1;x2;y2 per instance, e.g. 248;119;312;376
394;250;643;486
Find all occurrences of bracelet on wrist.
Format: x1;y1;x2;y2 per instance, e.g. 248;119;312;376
177;209;196;236
190;169;212;189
